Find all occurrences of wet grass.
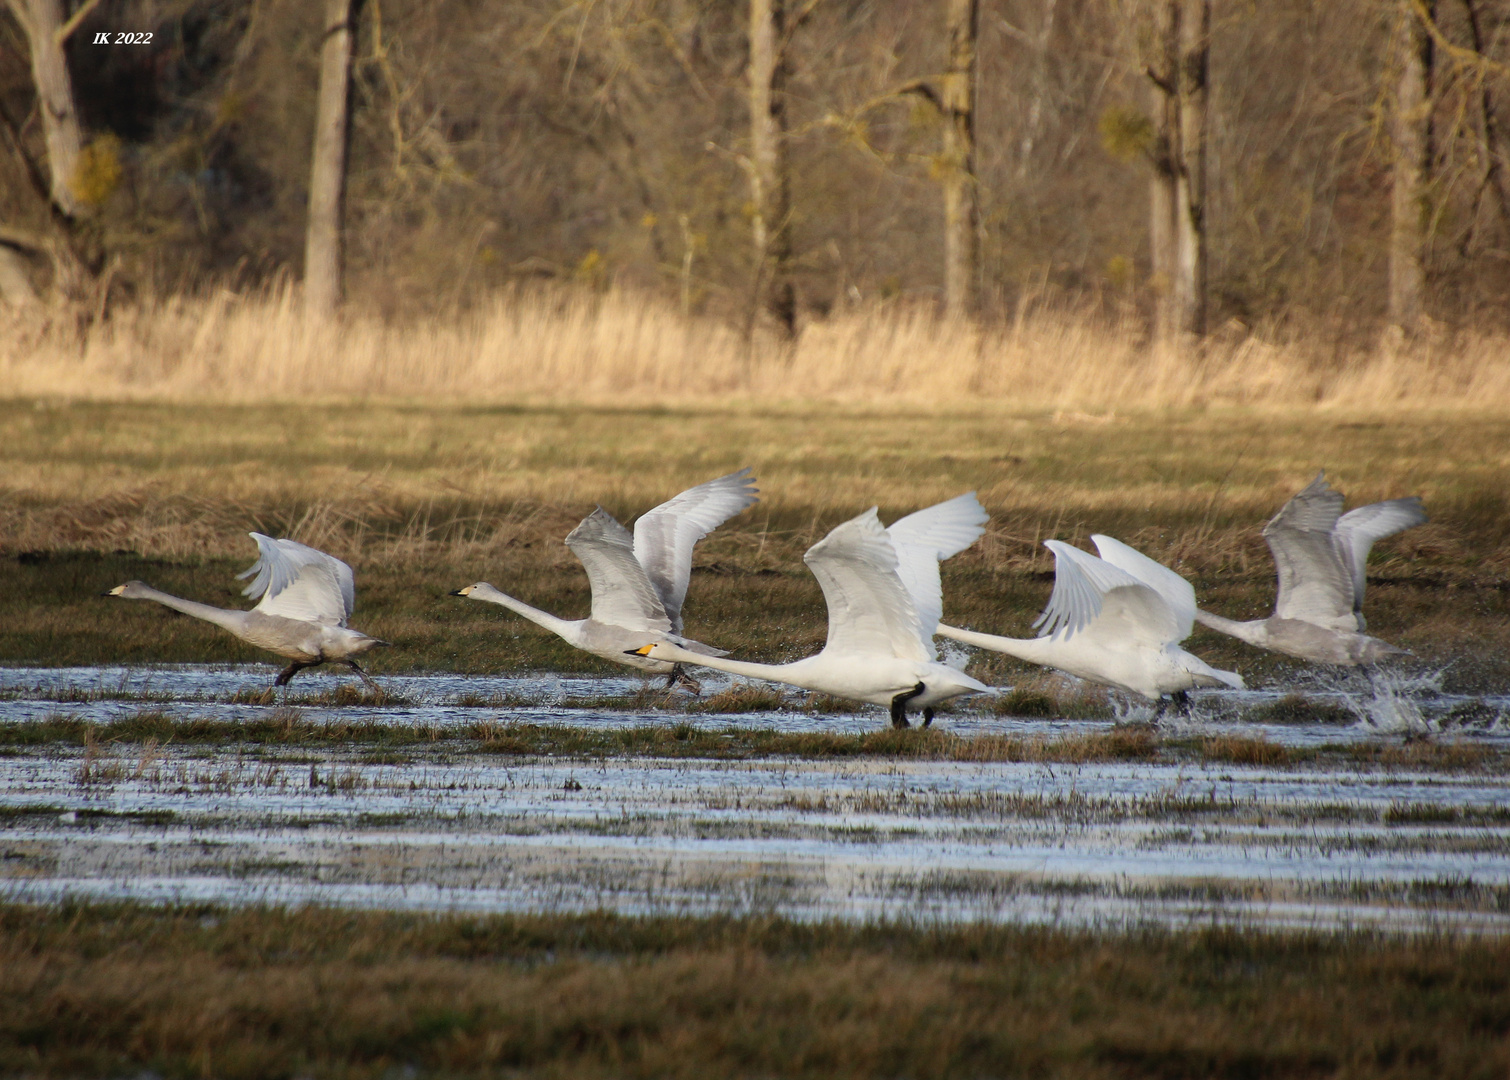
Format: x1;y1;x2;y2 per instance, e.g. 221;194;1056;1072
0;901;1505;1079
2;712;1507;771
3;402;1509;690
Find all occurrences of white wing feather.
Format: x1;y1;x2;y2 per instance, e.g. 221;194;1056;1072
237;533;354;626
885;492;988;642
1089;534;1197;640
566;509;673;633
1034;540;1180;643
803;509;931;663
632;468;759;634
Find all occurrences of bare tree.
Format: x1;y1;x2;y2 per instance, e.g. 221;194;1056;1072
941;0;979;318
4;0;84;217
1144;0;1208;340
1389;0;1433;328
305;0;361;318
748;0;795;338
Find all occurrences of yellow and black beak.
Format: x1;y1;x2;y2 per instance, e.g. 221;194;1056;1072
625;645;656;657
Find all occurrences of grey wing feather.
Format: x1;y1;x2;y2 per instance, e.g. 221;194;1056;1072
885;492;988;640
236;533;354;625
632;468;758;634
566;508;673;633
1262;473;1354;629
1333;496;1427;623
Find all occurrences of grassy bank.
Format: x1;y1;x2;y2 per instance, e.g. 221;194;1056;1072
0;902;1505;1079
2;399;1506;687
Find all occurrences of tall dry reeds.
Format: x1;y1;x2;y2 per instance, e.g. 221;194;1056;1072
2;285;1508;409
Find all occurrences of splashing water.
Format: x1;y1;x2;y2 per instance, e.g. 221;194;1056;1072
1341;666;1448;736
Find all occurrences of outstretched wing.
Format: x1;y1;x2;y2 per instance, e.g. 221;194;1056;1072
1090;534;1197;640
803;509;930;662
566;508;674;633
632;468;759;634
1261;473;1354;630
885;492;988;645
237;533;354;626
1034;540;1180;645
1332;496;1427;626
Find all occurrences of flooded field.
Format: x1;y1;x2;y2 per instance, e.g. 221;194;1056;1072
2;665;1508;933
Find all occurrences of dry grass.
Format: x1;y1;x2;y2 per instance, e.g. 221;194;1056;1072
7;286;1510;410
0;902;1506;1079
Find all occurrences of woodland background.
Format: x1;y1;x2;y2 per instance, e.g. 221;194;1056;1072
2;0;1507;344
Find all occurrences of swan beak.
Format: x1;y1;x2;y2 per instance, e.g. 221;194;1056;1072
626;645;656;657
450;586;472;597
103;585;126;596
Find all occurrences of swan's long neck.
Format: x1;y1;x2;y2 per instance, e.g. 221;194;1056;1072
651;642;805;687
134;586;249;635
471;586;579;640
1193;608;1268;647
936;624;1058;666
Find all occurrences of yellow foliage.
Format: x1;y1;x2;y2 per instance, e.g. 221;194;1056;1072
70;134;124;208
1098;105;1154;162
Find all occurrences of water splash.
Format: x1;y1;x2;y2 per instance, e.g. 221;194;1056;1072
1341;666;1448;736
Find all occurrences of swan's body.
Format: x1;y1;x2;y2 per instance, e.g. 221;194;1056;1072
107;534;387;687
938;535;1243;705
454;469;758;688
632;494;992;727
1195;473;1427;665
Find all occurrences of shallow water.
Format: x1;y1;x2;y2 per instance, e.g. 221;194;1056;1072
2;665;1508;932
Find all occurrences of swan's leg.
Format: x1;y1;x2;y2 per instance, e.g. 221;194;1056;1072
344;659;380;691
669;663;703;695
889;682;926;729
1171;689;1191;717
275;660;320;686
922;707;935;728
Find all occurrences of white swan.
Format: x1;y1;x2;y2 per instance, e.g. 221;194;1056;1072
937;534;1243;710
453;468;758;689
630;493;992;727
1195;472;1427;664
106;533;388;687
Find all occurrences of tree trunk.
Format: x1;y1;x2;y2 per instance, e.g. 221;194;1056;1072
1146;0;1207;341
9;0;84;218
1147;0;1181;343
1389;0;1432;328
941;0;979;319
748;0;795;339
305;0;359;318
1175;0;1208;337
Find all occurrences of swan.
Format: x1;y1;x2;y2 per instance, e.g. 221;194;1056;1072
629;493;992;728
453;468;758;690
937;534;1243;712
106;533;389;687
1194;472;1427;664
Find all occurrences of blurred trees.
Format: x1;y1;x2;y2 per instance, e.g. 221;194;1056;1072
1;0;1509;335
304;0;359;316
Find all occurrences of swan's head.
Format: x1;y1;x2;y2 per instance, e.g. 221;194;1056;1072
626;643;676;660
450;583;490;598
104;580;150;599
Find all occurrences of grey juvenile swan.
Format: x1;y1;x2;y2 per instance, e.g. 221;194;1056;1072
1195;472;1427;664
939;534;1243;713
453;468;758;691
107;533;389;687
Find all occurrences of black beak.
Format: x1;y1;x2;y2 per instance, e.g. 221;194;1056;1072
448;589;467;596
623;648;644;656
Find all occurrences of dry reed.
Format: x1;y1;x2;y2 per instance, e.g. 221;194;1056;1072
5;285;1510;409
